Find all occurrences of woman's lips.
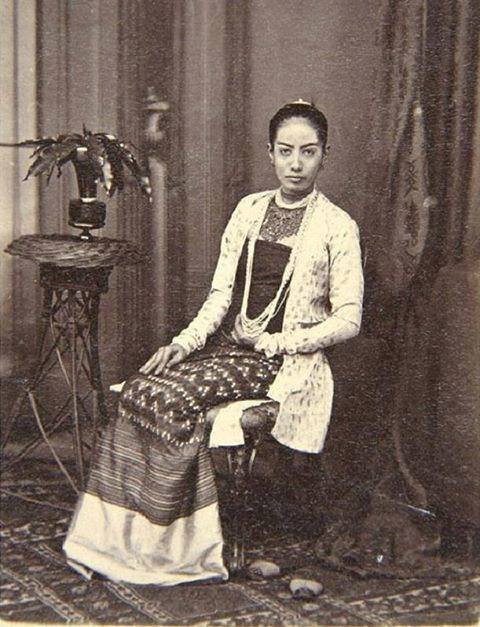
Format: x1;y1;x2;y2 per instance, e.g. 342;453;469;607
286;176;304;183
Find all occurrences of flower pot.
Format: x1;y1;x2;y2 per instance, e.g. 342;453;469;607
68;199;106;241
68;147;106;240
73;147;99;198
10;130;151;238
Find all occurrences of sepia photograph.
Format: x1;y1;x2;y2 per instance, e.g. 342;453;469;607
0;0;479;624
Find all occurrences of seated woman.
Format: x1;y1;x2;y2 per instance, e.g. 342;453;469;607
63;100;364;585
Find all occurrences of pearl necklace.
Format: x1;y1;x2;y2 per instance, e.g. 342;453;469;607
239;188;318;338
274;188;312;209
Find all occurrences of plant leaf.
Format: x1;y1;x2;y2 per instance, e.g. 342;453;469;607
12;128;151;201
46;161;56;184
101;160;113;192
56;149;77;168
24;154;56;179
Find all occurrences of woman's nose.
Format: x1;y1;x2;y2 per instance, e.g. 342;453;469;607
290;153;302;171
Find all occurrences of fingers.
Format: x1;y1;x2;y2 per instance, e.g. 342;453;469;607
139;344;186;376
234;313;242;332
233;315;256;347
139;346;168;375
232;315;244;343
166;351;183;368
139;351;160;374
154;347;171;375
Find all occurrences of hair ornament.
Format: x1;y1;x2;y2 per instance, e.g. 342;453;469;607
288;98;314;107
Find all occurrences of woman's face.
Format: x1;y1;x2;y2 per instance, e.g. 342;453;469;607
269;116;324;197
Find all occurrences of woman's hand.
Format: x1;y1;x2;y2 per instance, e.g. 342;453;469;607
139;343;187;375
231;314;261;348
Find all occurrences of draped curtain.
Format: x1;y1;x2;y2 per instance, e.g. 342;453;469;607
364;0;479;315
422;0;480;267
396;0;480;529
318;0;480;575
366;0;480;537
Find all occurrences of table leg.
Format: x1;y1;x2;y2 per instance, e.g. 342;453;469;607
69;290;85;490
2;265;112;492
1;287;53;450
88;293;108;450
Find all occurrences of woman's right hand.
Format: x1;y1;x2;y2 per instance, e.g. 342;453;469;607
139;343;187;375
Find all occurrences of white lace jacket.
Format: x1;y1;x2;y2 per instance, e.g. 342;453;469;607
172;189;364;453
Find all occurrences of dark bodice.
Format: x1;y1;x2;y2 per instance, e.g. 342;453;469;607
220;239;291;335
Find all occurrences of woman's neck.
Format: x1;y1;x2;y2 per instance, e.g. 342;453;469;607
279;186;314;204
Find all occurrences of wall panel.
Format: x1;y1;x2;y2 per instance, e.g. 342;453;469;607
178;0;250;322
0;0;38;377
247;0;381;226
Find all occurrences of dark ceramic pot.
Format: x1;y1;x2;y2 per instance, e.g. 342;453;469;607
68;199;106;240
68;148;106;240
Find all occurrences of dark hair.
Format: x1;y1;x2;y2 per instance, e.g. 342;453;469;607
269;102;328;148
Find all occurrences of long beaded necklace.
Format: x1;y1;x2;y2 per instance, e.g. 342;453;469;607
239;188;318;338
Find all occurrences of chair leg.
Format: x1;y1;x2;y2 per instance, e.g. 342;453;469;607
226;441;257;574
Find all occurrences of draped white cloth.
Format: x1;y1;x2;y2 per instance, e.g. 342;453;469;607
64;494;227;586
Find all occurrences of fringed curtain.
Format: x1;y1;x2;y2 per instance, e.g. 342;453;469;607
362;0;430;333
422;0;480;266
397;0;480;530
318;0;480;575
364;0;480;522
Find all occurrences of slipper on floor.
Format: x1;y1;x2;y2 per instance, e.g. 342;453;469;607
246;559;281;580
289;575;323;598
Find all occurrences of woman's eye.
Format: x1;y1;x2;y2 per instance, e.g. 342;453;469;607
303;148;315;156
279;148;291;156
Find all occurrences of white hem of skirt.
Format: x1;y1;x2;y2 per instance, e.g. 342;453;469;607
63;492;229;586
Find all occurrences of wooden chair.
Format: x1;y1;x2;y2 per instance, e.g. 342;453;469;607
205;400;278;573
204;333;390;573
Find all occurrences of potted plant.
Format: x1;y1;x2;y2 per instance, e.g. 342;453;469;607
4;126;152;240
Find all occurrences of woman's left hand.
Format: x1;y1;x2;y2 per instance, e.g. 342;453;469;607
231;314;261;348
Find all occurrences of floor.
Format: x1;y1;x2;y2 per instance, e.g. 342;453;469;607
1;432;480;625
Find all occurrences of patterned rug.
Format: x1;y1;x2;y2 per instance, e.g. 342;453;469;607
1;461;479;625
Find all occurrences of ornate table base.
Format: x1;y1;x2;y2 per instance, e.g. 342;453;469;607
2;264;112;492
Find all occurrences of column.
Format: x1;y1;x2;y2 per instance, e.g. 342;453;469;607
176;0;250;323
0;0;38;377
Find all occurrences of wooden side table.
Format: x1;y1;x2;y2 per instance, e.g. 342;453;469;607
3;235;143;492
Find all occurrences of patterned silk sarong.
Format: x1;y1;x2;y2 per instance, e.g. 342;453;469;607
63;341;281;585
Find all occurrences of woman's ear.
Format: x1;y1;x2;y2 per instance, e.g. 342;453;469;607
319;144;330;169
268;143;274;164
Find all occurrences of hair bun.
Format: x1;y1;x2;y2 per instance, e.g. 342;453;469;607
269;101;327;148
